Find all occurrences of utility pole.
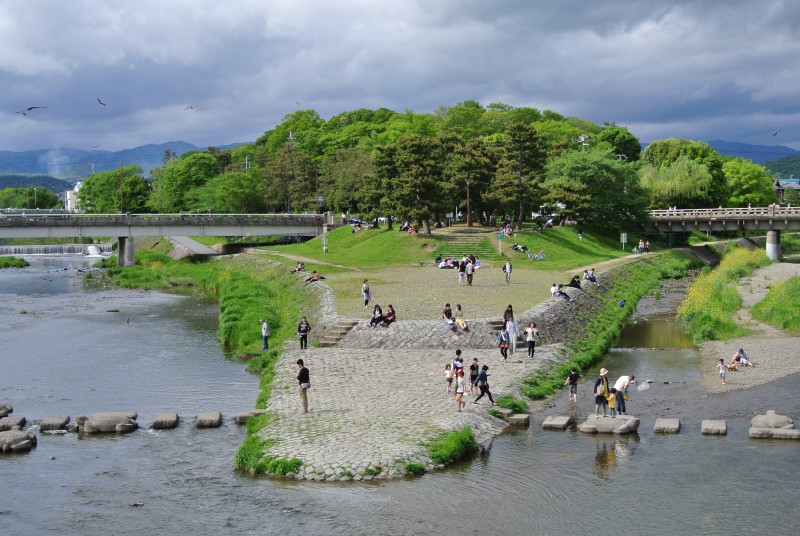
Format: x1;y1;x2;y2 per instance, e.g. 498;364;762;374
575;134;590;151
466;179;472;228
119;161;124;213
286;131;296;213
245;155;250;171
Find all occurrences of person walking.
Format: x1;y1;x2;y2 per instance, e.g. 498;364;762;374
524;322;539;358
503;259;512;283
496;326;510;362
458;256;467;285
297;316;311;349
260;318;270;351
473;365;496;405
716;358;727;385
465;258;474;286
594;368;610;418
613;374;635;415
454;370;466;411
294;358;310;414
506;317;519;355
564;368;580;403
469;358;479;395
362;279;371;308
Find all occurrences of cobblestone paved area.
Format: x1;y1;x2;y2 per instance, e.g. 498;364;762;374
261;345;557;481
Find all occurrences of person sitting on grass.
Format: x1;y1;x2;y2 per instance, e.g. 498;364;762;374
291;262;306;273
583;269;600;287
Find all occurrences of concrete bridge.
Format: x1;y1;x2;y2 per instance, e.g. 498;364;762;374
644;206;800;260
0;212;338;266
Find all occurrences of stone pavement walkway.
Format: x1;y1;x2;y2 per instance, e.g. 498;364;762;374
260;345;558;481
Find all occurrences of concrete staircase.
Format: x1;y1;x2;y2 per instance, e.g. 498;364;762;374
432;233;498;260
487;319;525;343
319;319;360;347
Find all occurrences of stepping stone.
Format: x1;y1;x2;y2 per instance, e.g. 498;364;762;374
0;416;27;431
542;415;574;430
749;427;800;440
751;410;793;429
151;413;179;430
701;420;727;435
578;416;640;435
507;414;530;426
654;418;681;434
40;416;70;431
0;403;12;418
82;413;138;434
495;408;513;420
0;429;38;453
196;412;222;428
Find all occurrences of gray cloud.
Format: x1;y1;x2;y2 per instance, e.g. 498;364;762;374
2;0;798;153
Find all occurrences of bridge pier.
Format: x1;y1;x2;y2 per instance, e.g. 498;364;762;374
766;230;782;261
118;237;136;267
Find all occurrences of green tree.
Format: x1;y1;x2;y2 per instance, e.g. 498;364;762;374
485;122;548;229
0;187;61;209
319;147;373;215
723;157;778;207
543;149;648;231
185;170;266;213
640;155;716;209
641;139;728;206
148;152;218;212
596;125;642;162
78;165;148;213
445;138;495;227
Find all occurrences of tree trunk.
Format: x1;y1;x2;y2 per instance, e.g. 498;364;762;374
516;199;525;230
385;214;393;230
422;219;431;234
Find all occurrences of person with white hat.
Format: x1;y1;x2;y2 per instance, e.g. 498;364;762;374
594;368;610;418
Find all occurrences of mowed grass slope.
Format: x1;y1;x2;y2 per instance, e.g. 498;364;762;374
260;224;634;273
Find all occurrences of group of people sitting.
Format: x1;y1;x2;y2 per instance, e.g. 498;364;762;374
442;303;469;332
434;255;481;270
728;348;755;370
369;304;396;328
551;269;600;302
398;221;416;234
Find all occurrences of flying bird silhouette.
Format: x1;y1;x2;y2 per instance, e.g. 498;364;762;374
91;144;101;149
97;98;107;106
184;105;203;112
772;131;779;137
295;101;301;107
16;106;46;116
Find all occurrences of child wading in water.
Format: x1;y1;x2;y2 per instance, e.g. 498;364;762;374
716;358;727;385
444;364;454;392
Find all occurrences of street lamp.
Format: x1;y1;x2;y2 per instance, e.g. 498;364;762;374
465;179;472;228
34;187;37;208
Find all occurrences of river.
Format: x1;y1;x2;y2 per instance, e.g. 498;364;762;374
1;258;798;535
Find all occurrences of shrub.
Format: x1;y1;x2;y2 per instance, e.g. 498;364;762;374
496;395;526;414
752;277;800;335
404;462;426;475
427;427;477;465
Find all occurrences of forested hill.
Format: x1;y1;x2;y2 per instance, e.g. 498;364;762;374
0;174;73;193
0;141;243;181
764;156;800;180
706;140;800;164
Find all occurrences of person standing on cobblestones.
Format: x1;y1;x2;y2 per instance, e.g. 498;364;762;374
297;316;311;349
295;359;310;413
503;259;512;283
473;365;496;405
458;256;467;285
465;258;474;285
469;358;479;394
454;370;466;411
496;326;510;362
524;322;538;358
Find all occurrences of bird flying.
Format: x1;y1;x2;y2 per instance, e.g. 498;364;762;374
97;98;107;106
184;105;203;112
91;144;101;149
16;106;46;115
772;131;779;137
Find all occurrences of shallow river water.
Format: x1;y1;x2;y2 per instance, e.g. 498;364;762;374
1;258;798;536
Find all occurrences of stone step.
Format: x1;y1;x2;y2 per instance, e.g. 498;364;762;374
542;415;574;430
507;414;530;426
196;412;222;428
40;416;71;431
654;418;681;434
701;419;727;435
151;412;179;430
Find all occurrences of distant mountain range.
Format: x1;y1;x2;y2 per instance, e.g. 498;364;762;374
0;141;245;186
705;140;800;164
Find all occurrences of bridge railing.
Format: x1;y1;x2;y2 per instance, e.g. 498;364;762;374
650;206;800;219
0;213;328;227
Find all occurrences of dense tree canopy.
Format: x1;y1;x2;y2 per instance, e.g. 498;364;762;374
78;165;148;213
544;149;648;231
0;186;61;209
723;157;778;207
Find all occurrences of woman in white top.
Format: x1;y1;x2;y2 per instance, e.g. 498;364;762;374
524;322;539;358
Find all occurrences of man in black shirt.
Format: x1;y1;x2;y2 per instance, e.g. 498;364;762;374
295;359;310;413
297;316;311;349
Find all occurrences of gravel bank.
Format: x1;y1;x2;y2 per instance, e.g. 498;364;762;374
700;262;800;393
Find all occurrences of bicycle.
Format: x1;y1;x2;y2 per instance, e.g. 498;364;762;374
528;250;546;261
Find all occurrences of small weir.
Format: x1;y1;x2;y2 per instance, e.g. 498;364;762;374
0;243;114;255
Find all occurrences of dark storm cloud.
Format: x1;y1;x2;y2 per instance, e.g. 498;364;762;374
1;0;798;152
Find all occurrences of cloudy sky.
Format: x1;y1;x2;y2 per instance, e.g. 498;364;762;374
2;0;799;154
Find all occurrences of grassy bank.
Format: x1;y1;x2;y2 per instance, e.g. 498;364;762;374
521;252;697;400
0;256;29;268
678;247;770;342
752;276;800;335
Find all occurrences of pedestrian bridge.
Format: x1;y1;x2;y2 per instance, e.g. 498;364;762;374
644;206;800;260
0;212;338;266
